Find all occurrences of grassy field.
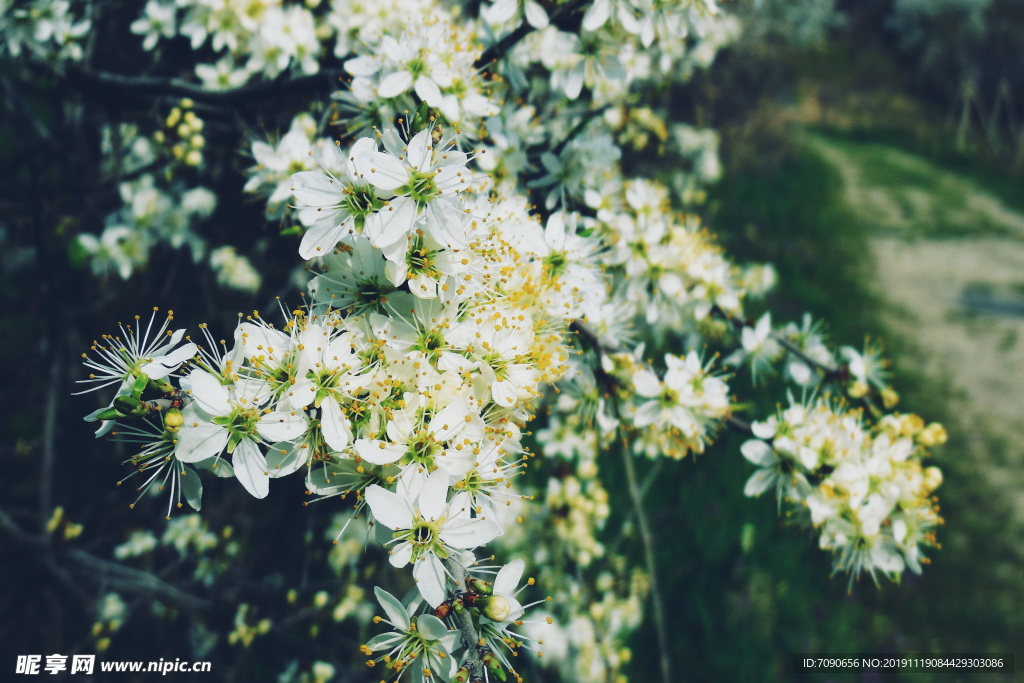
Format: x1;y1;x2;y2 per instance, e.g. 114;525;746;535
620;131;1024;682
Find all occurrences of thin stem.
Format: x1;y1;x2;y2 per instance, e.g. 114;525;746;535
620;444;672;683
444;559;484;680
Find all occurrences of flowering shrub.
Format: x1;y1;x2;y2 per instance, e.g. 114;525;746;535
2;0;947;680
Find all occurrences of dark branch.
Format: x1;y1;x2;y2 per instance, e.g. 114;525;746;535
67;66;348;105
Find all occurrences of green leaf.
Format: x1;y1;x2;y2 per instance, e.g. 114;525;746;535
179;464;203;511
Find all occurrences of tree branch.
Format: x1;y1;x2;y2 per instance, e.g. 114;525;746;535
444;559;484;680
67;66;348;105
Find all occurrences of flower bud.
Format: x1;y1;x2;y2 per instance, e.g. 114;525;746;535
881;387;899;409
163;407;184;433
924;466;943;493
918;423;947;447
454;667;470;683
482;652;507;681
465;577;492;595
480;595;511;623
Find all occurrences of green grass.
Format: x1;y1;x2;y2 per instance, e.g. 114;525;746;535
620;144;1024;682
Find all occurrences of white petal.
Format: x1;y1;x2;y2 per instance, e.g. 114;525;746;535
744;468;776;497
632;401;661;427
373;586;410;629
525;0;549;28
491;379;518;407
366;197;416;248
493;559;525;596
365;484;414;530
632;370;662;398
413;553;447;608
257;410;307;443
417;467;450;522
188;370;231;416
414;76;443;107
582;0;611;31
364;151;410;192
233;438;270;499
320;397;352;452
406;130;432;172
266;441;307;478
291;171;344;207
344;55;380;76
751;420;777;440
741;439;775;466
439;517;501;549
430;400;471;441
175;417;228;463
354;438;406;465
378;70;414;98
389;541;413;568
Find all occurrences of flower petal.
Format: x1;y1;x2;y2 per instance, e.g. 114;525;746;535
413;552;447;608
365;484;414;530
417;467;450;522
233;438;270;499
493;558;525;596
188;370;231;416
373;586;410;629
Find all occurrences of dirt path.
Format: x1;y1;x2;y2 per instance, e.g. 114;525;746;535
807;135;1024;522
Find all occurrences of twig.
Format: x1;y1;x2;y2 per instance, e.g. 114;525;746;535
713;306;842;379
444;559;484;680
67;66;348;105
550;105;612;156
475;0;592;69
620;444;672;683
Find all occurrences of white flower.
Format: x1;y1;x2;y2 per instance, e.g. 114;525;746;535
360;127;471;255
130;1;176;51
175;370;306;498
364;467;502;606
362;587;459;679
291;137;380;259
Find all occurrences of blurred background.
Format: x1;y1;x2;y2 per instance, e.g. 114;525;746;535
2;0;1023;680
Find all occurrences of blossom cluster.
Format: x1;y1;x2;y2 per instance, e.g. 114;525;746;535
66;0;952;678
1;0;90;65
76;102;261;291
742;398;946;583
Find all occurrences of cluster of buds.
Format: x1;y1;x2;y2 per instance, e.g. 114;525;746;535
155;99;206;168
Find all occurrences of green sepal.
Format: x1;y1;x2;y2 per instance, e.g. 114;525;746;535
148;377;177;395
130;374;149;399
94;406;125;421
413;99;431;130
280;224;304;237
113;395;143;416
227;432;242;454
314;388;330;409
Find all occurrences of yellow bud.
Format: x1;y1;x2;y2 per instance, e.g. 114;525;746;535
881;387;899;409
